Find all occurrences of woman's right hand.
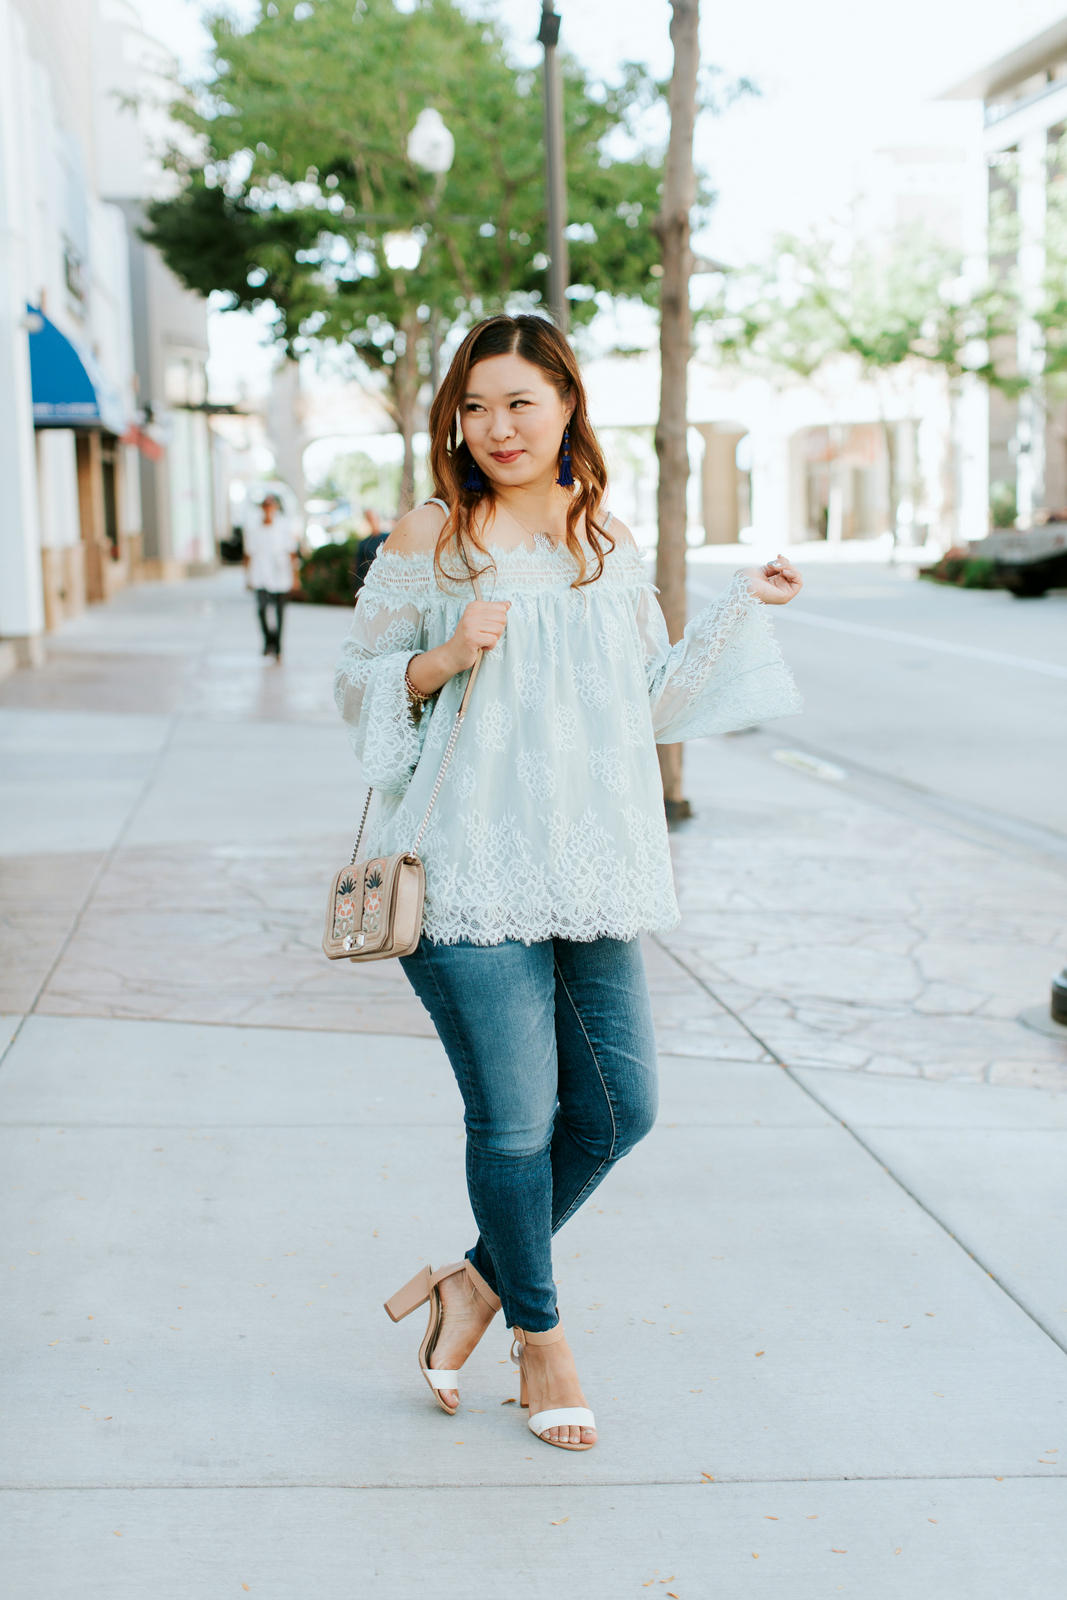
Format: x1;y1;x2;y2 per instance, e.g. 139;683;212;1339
444;601;511;673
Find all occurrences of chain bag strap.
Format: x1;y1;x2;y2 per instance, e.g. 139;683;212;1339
322;555;486;963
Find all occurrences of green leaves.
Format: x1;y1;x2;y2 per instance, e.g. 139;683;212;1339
145;0;665;356
701;229;1025;394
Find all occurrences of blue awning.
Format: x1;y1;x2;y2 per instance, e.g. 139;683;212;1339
27;306;128;435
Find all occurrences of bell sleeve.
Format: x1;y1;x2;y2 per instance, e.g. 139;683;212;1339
333;571;429;795
640;571;802;742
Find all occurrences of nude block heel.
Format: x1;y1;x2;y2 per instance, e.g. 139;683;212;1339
511;1323;596;1452
383;1266;432;1323
384;1258;502;1415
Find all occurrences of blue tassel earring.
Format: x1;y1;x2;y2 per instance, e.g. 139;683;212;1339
556;425;574;487
463;459;484;492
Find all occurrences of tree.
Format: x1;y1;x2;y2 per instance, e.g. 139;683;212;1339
653;0;700;822
144;0;666;508
702;228;1023;542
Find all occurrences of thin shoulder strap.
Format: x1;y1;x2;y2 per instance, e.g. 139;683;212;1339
424;497;449;514
603;509;614;530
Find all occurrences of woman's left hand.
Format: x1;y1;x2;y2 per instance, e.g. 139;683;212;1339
740;554;803;605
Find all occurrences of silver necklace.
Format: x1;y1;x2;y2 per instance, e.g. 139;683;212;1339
503;502;561;547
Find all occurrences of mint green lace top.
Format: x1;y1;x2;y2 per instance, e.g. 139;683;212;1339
334;533;800;946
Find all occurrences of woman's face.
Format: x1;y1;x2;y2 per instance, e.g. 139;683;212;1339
459;352;573;489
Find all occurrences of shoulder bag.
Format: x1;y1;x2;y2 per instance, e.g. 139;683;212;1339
322;564;484;964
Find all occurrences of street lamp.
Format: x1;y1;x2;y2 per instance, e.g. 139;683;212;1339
406;108;455;175
537;3;569;331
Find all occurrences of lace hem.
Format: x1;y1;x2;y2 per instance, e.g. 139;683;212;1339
420;897;681;946
368;798;679;947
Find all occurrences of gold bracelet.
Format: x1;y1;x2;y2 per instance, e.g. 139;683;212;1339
405;655;433;707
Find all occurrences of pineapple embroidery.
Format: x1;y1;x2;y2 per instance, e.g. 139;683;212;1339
333;874;358;940
363;863;384;934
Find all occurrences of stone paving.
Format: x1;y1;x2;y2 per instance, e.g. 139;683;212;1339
658;733;1067;1087
3;568;1065;1088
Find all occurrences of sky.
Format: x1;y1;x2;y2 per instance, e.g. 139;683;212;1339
134;0;1067;401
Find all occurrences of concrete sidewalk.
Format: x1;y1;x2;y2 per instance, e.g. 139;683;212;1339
2;571;1065;1598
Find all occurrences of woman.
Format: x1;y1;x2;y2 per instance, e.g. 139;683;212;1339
334;315;802;1453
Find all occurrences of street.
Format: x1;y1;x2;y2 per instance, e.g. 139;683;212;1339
1;564;1065;1597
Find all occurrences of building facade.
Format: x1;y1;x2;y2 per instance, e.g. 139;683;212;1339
946;17;1067;532
0;0;218;671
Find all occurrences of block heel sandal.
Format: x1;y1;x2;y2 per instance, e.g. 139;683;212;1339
511;1323;597;1451
384;1259;501;1415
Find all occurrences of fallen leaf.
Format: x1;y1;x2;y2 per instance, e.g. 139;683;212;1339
755;1351;764;1357
765;1514;778;1520
550;1517;569;1525
80;1405;90;1410
104;1416;112;1420
928;1519;937;1524
895;1547;902;1554
466;1408;485;1413
643;1318;655;1324
806;1515;818;1519
667;1593;680;1598
690;1388;703;1393
933;1392;944;1397
995;1477;1003;1482
500;1398;516;1405
454;1440;463;1445
113;1531;122;1538
831;1549;847;1554
752;1553;759;1560
701;1472;714;1481
926;1312;935;1317
48;1341;59;1347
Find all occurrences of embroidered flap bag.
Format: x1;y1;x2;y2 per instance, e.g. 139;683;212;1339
322;566;485;964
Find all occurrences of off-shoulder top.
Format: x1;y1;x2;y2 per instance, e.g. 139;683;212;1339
333;522;801;946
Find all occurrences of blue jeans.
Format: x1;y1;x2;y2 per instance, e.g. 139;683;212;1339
400;935;658;1331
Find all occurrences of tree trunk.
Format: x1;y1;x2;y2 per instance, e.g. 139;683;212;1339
393;306;422;514
653;0;699;822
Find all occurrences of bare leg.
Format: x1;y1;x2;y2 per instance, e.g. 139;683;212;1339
426;1266;497;1411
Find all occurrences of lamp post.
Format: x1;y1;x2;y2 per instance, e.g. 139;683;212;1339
537;3;569;331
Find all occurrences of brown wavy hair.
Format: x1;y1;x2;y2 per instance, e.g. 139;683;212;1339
427;314;613;588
